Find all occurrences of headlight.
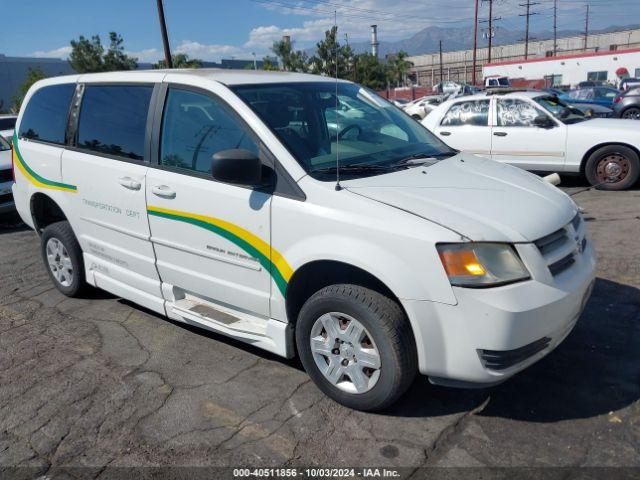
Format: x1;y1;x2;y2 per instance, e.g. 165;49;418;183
437;243;530;287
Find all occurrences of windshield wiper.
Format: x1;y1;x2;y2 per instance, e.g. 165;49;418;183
389;151;456;169
310;164;393;175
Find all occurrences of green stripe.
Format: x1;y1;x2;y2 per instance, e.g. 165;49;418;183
13;133;77;191
148;209;288;297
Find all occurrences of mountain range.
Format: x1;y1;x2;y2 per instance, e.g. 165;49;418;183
345;23;640;57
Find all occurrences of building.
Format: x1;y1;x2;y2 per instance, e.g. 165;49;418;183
484;48;640;88
408;27;640;88
0;54;273;112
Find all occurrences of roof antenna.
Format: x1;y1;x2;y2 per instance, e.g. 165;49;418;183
334;10;342;191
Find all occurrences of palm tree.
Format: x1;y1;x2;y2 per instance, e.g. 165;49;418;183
388;51;412;87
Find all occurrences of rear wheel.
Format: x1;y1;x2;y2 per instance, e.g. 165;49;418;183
584;145;640;191
621;107;640;120
296;284;417;411
41;221;88;297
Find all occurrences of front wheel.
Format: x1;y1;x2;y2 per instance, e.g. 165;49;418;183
41;221;88;297
296;285;417;411
621;107;640;120
584;145;640;191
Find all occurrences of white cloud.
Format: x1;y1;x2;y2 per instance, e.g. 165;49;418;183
175;41;248;61
125;48;163;63
31;46;72;59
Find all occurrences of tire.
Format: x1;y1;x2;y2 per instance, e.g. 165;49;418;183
41;221;88;297
621;107;640;120
584;145;640;191
295;284;417;411
411;114;422;121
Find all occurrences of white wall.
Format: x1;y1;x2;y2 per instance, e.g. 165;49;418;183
483;50;640;88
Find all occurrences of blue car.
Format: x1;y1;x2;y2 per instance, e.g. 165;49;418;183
560;87;620;108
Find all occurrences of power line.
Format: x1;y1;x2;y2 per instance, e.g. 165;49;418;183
519;1;539;59
479;0;501;63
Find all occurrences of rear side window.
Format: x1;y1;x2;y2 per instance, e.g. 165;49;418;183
77;85;153;161
441;100;490;126
159;88;259;175
19;84;75;144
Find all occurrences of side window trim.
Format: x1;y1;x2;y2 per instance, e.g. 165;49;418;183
150;82;305;201
69;82;158;164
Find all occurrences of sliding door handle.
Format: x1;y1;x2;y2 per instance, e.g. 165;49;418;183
493;131;508;137
118;177;141;190
152;185;176;199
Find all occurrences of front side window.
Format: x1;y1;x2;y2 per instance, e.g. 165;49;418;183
441;100;489;127
497;99;548;127
77;85;153;160
18;84;75;144
232;82;455;180
159;88;259;175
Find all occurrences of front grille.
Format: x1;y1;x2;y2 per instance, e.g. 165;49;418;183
534;228;569;256
549;254;576;276
0;169;12;183
534;213;586;277
478;337;552;371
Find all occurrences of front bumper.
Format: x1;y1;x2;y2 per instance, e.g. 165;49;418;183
402;233;597;386
0;181;15;215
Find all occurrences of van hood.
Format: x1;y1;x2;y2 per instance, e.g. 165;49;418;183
343;153;577;242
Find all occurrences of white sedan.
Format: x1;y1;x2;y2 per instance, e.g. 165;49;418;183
422;91;640;190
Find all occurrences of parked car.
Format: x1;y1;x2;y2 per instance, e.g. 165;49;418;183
0;114;17;141
391;98;410;108
13;71;596;411
619;78;640;92
613;87;640;120
423;90;640;190
404;95;444;120
577;81;603;88
434;81;462;95
485;76;510;88
542;89;612;117
562;87;619;108
0;135;14;214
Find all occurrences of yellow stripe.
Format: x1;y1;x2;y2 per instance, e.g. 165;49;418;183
13;149;77;193
147;205;293;282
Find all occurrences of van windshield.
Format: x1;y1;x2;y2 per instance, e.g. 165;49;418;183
232;82;456;180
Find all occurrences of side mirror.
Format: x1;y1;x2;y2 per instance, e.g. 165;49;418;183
211;149;262;186
533;115;555;129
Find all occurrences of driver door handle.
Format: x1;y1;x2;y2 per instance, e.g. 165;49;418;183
152;185;176;199
440;131;451;136
118;176;142;190
493;132;508;137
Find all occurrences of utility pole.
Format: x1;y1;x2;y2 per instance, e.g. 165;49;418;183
480;0;500;64
553;0;558;56
472;0;479;85
583;4;590;52
439;40;444;86
519;1;539;60
156;0;173;68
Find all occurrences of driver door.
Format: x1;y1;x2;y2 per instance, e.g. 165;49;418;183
491;98;567;171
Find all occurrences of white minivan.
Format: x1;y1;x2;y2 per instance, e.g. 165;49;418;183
12;70;596;411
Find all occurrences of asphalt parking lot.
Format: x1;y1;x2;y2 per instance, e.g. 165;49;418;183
0;180;638;479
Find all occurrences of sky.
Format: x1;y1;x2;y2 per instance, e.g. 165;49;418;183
2;0;640;63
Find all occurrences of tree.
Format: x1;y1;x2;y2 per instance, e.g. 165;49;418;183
271;38;308;72
12;68;46;111
353;54;389;90
69;32;137;73
308;26;351;78
260;57;279;71
154;53;202;69
387;51;412;87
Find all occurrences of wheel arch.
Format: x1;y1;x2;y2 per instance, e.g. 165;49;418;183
580;142;640;175
285;260;405;328
30;192;69;234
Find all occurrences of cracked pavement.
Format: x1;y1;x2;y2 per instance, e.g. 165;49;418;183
0;182;638;478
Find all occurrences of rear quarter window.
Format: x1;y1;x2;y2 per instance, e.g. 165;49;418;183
18;84;75;144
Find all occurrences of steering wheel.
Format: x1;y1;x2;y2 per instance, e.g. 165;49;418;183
338;124;362;139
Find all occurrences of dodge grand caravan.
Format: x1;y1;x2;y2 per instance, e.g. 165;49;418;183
12;70;596;411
